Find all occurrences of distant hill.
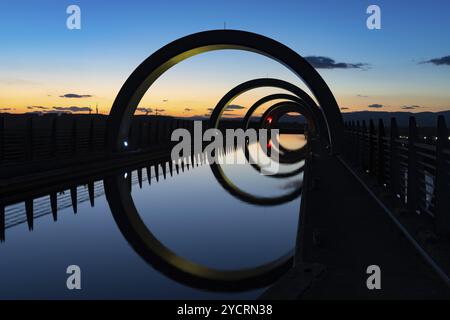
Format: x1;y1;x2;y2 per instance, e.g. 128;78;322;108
177;111;450;128
341;111;450;127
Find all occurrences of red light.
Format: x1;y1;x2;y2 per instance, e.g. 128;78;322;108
266;116;273;124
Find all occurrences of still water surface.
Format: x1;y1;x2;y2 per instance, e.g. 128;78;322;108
0;136;304;299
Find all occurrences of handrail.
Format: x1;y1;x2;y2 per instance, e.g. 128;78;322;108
344;115;450;237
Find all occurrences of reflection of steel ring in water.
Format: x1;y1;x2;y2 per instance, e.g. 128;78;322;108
209;159;303;206
104;174;294;292
107;30;343;154
240;142;306;179
242;93;324;138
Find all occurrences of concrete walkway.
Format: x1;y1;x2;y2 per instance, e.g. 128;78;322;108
262;144;450;299
295;147;450;299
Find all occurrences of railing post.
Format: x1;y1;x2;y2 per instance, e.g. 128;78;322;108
89;117;94;152
154;118;160;146
102;117;108;151
407;116;420;213
377;119;386;185
51;116;57;157
347;122;352;159
435;115;450;237
343;121;348;156
25;199;34;230
72;117;77;155
0;204;5;242
138;119;144;148
348;121;353;162
362;121;368;170
0;116;4;163
351;121;357;163
128;121;134;150
389;118;400;197
356;121;362;166
25;116;33;161
158;118;165;146
369;120;375;174
147;118;153;147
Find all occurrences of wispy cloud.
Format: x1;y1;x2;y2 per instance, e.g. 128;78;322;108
27;106;49;110
368;104;385;109
27;110;71;115
137;107;153;114
357;94;369;98
59;93;93;98
305;56;369;69
226;104;245;110
53;106;92;112
401;105;421;110
184;108;192;112
421;55;450;66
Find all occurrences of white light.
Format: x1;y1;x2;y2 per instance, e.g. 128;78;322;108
124;141;129;147
124;173;128;179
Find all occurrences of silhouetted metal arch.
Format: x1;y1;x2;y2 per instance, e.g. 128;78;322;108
260;102;309;130
210;79;328;143
107;30;343;153
242;93;324;137
209;98;304;204
259;102;308;161
103;174;293;292
241;101;307;178
244;100;309;163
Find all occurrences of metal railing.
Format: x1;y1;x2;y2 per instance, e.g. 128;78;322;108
0;114;201;177
344;115;450;236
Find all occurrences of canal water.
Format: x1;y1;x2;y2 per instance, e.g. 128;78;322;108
0;135;304;299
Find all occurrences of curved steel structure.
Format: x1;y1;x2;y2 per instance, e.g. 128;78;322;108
241;101;307;178
259;101;308;160
242;92;324;137
209;159;303;206
103;174;294;292
107;30;343;153
209;78;330;143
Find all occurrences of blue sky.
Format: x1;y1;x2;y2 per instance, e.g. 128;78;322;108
0;0;449;115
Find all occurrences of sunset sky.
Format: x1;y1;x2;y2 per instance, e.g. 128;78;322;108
0;0;449;117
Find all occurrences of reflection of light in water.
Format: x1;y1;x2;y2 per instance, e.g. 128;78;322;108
216;136;304;199
276;134;307;151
